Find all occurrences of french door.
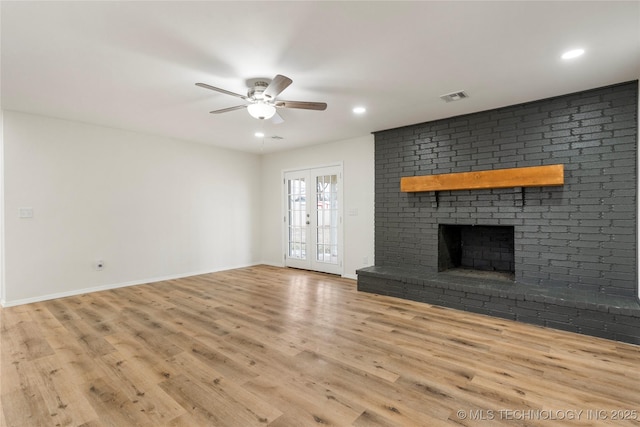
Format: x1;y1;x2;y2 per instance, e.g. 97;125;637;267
284;165;342;275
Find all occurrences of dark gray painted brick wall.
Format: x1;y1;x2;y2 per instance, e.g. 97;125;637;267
359;81;640;344
374;81;638;297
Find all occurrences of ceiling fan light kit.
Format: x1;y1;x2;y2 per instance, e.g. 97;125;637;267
247;103;276;120
196;74;327;122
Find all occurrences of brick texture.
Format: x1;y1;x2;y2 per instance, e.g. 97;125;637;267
374;81;638;297
360;81;640;344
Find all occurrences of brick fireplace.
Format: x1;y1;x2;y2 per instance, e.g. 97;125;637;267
357;81;640;344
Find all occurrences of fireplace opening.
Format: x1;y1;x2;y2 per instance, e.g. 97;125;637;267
438;224;515;281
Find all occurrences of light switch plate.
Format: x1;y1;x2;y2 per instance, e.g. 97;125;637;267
19;207;34;219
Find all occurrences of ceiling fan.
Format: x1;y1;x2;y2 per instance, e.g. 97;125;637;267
196;74;327;122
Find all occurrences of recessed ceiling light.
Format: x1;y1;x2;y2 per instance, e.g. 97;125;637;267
353;106;366;114
561;48;585;60
254;132;265;138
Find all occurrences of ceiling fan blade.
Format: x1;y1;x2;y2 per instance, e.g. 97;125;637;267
271;111;284;124
196;83;247;100
263;74;292;100
275;100;327;111
209;105;247;114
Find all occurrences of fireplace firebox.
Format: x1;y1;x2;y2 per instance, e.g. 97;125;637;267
438;224;514;280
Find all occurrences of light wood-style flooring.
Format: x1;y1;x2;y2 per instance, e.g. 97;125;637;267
1;265;639;426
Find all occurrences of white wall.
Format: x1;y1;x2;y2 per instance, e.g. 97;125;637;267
2;111;262;305
260;135;375;279
0;111;375;305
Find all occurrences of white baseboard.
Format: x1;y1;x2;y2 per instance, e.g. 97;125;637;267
258;261;285;268
0;263;260;307
260;261;358;281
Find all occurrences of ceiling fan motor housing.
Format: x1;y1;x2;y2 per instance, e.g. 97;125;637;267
248;81;270;101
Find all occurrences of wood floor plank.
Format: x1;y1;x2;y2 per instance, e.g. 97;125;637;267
81;375;153;427
167;332;260;385
30;355;98;426
292;349;455;426
110;316;184;358
0;398;6;427
10;320;55;361
158;373;281;427
103;331;182;379
1;385;51;427
36;325;107;388
2;265;639;426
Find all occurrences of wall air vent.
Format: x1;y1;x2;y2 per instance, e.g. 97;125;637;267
440;90;469;102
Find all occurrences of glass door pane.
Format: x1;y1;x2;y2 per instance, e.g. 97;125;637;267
287;177;307;261
315;174;339;265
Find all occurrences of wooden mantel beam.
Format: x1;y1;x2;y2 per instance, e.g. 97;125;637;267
400;164;564;193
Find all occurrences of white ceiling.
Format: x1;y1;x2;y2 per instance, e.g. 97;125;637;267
2;1;639;154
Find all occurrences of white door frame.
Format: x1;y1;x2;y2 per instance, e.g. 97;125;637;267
282;163;343;276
